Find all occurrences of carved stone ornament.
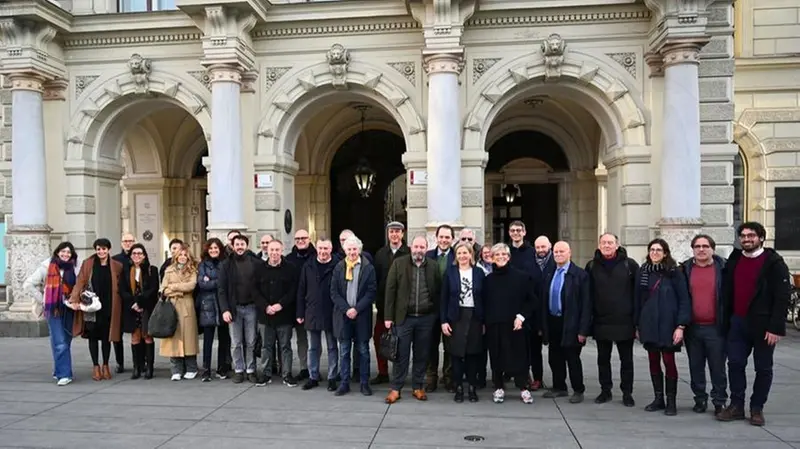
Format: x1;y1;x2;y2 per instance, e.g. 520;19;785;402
6;228;51;310
326;43;351;90
541;33;566;80
128;53;153;93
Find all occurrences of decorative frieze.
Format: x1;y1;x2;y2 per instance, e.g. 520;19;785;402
64;33;202;49
252;21;420;39
65;195;96;214
620;185;651;205
465;10;650;28
188;70;212;91
606;52;637;77
255;191;280;211
263;66;292;91
472;58;501;83
461;188;483;207
74;75;99;98
388;62;416;85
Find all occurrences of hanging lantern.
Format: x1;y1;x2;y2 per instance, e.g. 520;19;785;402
354;157;376;198
503;183;518;204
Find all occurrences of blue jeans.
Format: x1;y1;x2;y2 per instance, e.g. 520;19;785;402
48;310;74;380
229;305;258;374
308;329;339;381
727;316;775;411
339;320;369;384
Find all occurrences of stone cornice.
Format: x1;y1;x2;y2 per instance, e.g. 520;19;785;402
465;7;651;28
253;17;420;39
63;29;201;49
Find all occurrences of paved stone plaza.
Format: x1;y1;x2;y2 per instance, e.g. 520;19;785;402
1;334;799;449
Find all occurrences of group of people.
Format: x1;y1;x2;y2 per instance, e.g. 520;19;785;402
26;219;788;426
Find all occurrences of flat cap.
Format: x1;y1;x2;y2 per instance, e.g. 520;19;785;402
386;221;405;230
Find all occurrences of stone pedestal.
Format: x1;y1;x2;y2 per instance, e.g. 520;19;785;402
0;226;52;337
657;218;703;264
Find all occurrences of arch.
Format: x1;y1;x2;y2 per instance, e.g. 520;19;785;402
733;121;768;223
485;115;592;170
486;131;570;172
257;60;426;158
67;69;212;164
463;49;648;158
121;122;163;176
315;118;403;176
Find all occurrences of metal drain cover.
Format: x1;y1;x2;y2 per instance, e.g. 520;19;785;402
464;435;485;442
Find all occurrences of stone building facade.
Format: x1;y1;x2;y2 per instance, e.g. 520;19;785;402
0;0;797;330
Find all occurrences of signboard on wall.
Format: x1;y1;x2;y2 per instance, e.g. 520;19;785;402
409;170;427;185
254;173;274;189
135;193;162;265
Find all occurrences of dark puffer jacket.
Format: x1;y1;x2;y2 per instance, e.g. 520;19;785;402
196;258;223;327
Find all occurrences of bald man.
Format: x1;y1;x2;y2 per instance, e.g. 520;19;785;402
528;235;555;390
540;241;591;404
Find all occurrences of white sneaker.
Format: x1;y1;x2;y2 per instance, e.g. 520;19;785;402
492;388;505;403
521;389;534;404
170;374;182;381
183;372;198;380
56;378;72;387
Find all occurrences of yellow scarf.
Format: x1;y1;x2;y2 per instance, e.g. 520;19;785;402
345;257;361;281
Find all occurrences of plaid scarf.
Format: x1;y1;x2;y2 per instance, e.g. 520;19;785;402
43;259;76;318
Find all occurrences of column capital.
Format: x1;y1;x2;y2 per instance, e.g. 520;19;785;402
0;18;66;81
423;53;464;75
207;64;243;85
198;6;257;73
43;78;68;101
6;73;45;93
644;51;664;78
660;39;709;69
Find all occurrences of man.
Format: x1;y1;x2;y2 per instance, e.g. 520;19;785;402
383;235;441;404
528;235;556;391
285;229;316;381
507;221;540;282
296;239;339;391
717;222;790;426
424;224;455;392
330;236;377;396
256;240;299;387
110;232;136;374
218;234;267;384
225;229;242;257
585;233;638;407
256;234;274;261
458;228;482;263
335;229;372;380
680;234;727;416
371;221;410;385
159;238;184;281
541;241;591;404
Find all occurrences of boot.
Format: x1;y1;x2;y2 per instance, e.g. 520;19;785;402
144;343;155;379
130;344;141;380
645;373;666;412
454;385;464;403
101;364;112;380
468;385;479;403
665;377;678;416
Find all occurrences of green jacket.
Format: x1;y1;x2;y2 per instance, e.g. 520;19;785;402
384;255;442;324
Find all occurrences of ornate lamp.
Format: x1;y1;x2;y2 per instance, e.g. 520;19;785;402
503;183;519;204
354;157;376;198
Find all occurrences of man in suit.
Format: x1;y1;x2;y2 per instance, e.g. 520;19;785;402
424;224;455;392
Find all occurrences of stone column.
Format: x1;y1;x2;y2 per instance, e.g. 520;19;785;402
658;41;706;262
4;74;51;316
423;53;463;228
207;64;246;238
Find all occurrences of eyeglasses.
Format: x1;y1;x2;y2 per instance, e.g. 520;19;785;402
295;237;309;241
461;237;473;242
131;251;144;256
260;241;270;245
509;229;523;234
122;239;135;243
649;248;664;253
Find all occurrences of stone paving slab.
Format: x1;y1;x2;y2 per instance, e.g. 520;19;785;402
0;335;799;449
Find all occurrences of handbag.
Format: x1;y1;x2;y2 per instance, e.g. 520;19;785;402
149;295;178;338
80;266;99;323
378;327;399;362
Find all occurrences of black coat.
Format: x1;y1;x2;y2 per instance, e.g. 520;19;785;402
374;244;410;320
256;258;298;326
119;264;159;334
634;266;692;351
330;256;377;342
541;263;592;347
286;245;317;270
296;259;337;332
722;248;790;337
483;264;537;326
217;254;267;318
585;248;639;342
196;258;222;328
509;241;544;289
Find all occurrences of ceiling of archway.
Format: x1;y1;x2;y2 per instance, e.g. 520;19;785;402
486;130;570;172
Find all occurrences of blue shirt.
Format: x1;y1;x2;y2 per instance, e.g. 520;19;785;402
549;263;570;316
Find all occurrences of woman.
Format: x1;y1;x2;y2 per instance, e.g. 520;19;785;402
160;243;200;381
119;243;159;380
483;243;537;404
477;245;494;275
196;238;231;382
634;238;691;416
70;238;124;381
24;242;80;386
441;242;485;403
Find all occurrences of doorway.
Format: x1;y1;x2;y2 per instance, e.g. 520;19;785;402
491;183;558;243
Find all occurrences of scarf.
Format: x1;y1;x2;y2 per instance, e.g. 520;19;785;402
638;261;665;290
345;257;360;281
535;252;550;270
129;264;143;296
43;259;76;318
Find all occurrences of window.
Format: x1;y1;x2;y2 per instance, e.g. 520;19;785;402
732;149;747;235
118;0;176;12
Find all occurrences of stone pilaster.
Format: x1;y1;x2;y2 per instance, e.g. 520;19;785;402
460;150;488;244
252;155;298;249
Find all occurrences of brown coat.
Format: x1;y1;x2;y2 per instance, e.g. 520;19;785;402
159;265;199;358
70;256;124;342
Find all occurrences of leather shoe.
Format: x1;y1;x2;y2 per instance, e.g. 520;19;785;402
385;390;401;404
749;410;765;426
92;366;102;381
101;365;112;380
412;389;428;401
693;400;708;413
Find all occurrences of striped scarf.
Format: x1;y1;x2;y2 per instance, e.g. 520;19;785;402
43;260;75;318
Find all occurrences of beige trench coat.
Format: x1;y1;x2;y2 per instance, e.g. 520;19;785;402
159;265;199;358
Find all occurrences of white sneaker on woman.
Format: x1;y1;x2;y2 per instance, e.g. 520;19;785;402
183;372;198;380
56;378;72;386
521;389;534;404
170;374;182;381
492;389;505;403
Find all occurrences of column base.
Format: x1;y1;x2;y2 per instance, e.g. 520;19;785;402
4;226;51;321
656;217;704;263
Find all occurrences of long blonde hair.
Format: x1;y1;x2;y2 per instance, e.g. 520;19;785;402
170;243;198;274
453;241;475;267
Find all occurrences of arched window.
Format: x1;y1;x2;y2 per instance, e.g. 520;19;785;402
733;149;747;233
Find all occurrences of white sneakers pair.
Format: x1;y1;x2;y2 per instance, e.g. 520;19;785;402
492;388;534;404
56;378;72;386
171;371;198;381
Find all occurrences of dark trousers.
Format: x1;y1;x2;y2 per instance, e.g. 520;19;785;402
339;319;370;384
113;341;124;368
453;354;480;388
478;334;488;384
686;324;728;406
727;316;775;412
426;318;452;384
202;325;232;372
596;339;634;394
391;314;435;391
547;315;585;393
528;329;543;381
